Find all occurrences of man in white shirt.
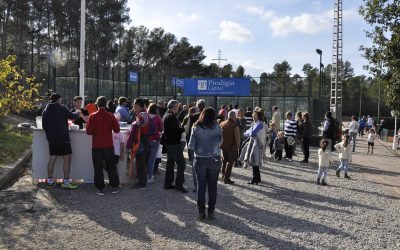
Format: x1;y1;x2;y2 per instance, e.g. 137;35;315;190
271;106;281;130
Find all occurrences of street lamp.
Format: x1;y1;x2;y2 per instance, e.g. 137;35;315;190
316;49;324;112
28;28;41;74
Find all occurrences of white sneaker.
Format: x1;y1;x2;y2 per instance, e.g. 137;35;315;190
147;178;154;183
96;190;105;196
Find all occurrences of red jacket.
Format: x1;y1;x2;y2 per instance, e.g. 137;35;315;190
86;108;120;148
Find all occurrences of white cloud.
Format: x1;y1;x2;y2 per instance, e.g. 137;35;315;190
244;5;359;37
219;20;254;43
244;6;275;20
176;12;201;21
269;13;330;37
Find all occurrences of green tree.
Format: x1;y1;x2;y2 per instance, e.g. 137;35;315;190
0;55;42;121
220;64;233;78
359;0;400;110
234;65;245;77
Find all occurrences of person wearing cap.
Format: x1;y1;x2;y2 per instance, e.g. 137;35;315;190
42;93;82;190
162;99;187;193
86;96;121;195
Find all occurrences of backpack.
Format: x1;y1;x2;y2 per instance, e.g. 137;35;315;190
147;115;157;137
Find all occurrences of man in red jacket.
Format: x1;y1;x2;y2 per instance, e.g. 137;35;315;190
86;96;120;196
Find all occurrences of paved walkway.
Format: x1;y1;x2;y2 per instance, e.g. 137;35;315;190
0;136;399;249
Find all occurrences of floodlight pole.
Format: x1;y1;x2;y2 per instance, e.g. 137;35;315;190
79;0;86;107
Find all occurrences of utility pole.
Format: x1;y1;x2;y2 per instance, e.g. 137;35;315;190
212;49;227;67
79;0;86;107
212;49;228;109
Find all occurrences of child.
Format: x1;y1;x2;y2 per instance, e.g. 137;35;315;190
112;130;124;191
334;134;352;179
269;123;277;156
317;139;333;186
367;128;376;154
274;131;284;161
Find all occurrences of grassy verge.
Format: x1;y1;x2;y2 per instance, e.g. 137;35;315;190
0;124;32;167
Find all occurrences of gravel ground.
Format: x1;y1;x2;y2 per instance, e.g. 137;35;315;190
1;144;400;250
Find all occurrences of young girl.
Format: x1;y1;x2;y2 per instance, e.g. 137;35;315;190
367;128;376;154
335;134;352;179
317;139;333;186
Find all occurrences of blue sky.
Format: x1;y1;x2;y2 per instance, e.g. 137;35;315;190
127;0;372;77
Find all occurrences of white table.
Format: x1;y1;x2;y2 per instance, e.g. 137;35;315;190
32;128;130;183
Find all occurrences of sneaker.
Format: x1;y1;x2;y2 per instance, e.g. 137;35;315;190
147;177;154;183
198;213;206;221
176;186;188;193
96;190;105;196
111;188;119;194
132;183;146;190
344;174;352;179
46;182;58;189
208;213;216;221
224;179;235;184
61;182;79;190
321;181;328;186
164;184;176;190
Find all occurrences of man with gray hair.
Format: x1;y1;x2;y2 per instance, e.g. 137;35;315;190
220;110;240;184
162;99;187;193
187;99;206;192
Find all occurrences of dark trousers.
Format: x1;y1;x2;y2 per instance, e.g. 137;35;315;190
136;135;149;186
164;144;186;188
252;166;261;182
92;147;120;190
274;150;282;160
194;156;221;215
284;137;293;159
154;158;161;174
303;137;310;160
221;150;236;181
269;140;275;154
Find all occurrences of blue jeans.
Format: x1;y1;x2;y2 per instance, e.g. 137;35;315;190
194;156;221;215
317;166;328;181
147;140;160;179
350;132;357;152
188;149;197;189
338;159;349;174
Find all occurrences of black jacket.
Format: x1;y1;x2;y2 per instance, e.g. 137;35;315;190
42;102;79;144
162;110;184;145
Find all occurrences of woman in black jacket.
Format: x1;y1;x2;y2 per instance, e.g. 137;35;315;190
301;112;313;163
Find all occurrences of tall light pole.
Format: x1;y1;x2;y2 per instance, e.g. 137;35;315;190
28;28;41;74
316;49;324;112
79;0;86;107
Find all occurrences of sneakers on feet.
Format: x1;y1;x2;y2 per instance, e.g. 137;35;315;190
111;188;119;194
132;183;146;190
46;182;58;189
61;182;78;190
321;181;328;186
198;213;206;221
96;190;105;196
344;174;352;179
176;186;188;193
147;177;154;183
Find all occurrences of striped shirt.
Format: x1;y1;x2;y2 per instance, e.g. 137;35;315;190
244;112;253;129
284;119;297;137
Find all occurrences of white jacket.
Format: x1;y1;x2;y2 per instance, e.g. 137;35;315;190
334;142;352;161
318;149;333;167
348;121;359;133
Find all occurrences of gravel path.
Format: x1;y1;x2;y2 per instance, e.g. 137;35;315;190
1;137;400;249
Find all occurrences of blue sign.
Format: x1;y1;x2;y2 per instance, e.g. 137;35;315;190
183;78;250;96
171;78;184;88
129;71;138;83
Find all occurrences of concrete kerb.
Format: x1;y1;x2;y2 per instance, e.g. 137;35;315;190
0;148;32;190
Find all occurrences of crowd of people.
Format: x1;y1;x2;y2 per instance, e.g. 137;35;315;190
41;93;386;221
